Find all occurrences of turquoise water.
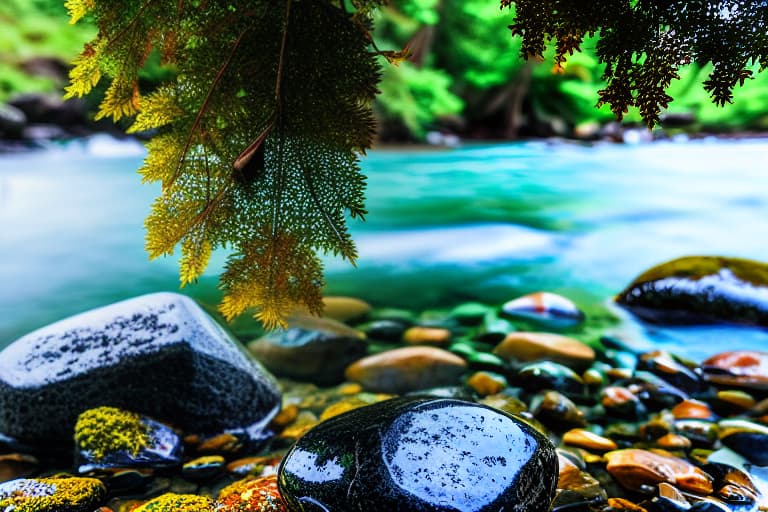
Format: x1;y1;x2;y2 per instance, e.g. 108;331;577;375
2;136;768;360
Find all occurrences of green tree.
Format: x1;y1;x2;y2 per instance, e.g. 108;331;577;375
65;0;768;327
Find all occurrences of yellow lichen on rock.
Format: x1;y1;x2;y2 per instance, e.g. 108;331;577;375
132;493;214;511
0;477;105;512
74;406;151;461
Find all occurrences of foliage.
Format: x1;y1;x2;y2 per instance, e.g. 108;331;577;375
504;0;768;127
0;0;94;101
66;0;380;329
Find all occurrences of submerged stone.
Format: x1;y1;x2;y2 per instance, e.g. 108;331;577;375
616;256;768;326
0;293;281;444
278;397;558;512
0;477;106;512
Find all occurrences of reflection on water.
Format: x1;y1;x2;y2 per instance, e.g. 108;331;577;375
2;138;768;359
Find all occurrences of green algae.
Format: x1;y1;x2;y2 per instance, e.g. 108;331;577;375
0;477;105;512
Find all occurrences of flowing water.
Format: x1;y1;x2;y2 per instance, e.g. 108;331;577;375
2;135;768;361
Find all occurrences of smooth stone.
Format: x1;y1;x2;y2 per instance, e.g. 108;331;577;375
0;293;280;444
702;351;768;391
562;429;618;452
466;371;508;396
248;314;367;385
556;452;606;503
320;296;371;323
605;449;713;494
655;433;693;450
671;400;716;421
476;316;516;345
181;455;225;482
0;477;106;512
465;351;506;372
403;326;452;345
530;391;586;431
626;371;689;411
75;406;183;473
450;302;493;326
0;454;38;482
361;319;410;342
278;397;559;512
616;256;768;326
637;351;703;394
718;419;768;465
0;103;26;137
674;419;718;448
601;386;647;420
516;361;586;398
651;482;691;511
501;292;585;328
493;332;595;372
345;346;467;394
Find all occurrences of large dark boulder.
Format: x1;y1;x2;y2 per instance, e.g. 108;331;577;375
278;397;559;511
616;256;768;326
0;293;281;444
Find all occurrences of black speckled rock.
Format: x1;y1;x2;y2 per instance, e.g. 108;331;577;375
0;292;281;444
616;256;768;326
278;397;558;512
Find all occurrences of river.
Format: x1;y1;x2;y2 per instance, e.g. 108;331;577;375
2;136;768;361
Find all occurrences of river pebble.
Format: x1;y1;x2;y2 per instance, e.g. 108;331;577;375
344;346;467;393
494;331;595;371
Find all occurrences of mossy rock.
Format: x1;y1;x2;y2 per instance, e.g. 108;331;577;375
616;256;768;326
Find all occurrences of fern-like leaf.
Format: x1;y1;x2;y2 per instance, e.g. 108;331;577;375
64;43;103;99
95;78;141;122
65;0;94;24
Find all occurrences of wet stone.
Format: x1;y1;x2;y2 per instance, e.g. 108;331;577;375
674;419;718;448
344;346;467;394
465;371;508;396
278;397;559;512
494;331;595;372
0;293;281;444
601;386;648;421
671;400;716;421
361;319;410;342
637;351;703;394
248;314;367;386
75;406;183;474
182;455;225;482
0;453;38;483
403;325;452;345
318;296;371;323
605;449;713;495
531;390;587;432
501;292;585;329
616;256;768;326
450;302;493;326
0;477;106;512
702;351;768;391
718;419;768;465
562;429;618;452
516;361;587;398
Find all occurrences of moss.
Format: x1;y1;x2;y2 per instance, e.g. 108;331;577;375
0;477;105;512
74;406;151;461
628;256;768;288
133;493;214;512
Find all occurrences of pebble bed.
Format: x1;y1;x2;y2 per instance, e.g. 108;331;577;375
0;292;767;512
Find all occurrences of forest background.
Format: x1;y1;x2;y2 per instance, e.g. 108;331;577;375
5;0;768;142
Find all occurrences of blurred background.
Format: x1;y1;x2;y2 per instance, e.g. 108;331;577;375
2;0;768;363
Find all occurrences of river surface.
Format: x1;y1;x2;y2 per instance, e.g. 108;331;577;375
2;136;768;360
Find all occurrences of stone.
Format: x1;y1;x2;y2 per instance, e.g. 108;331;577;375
701;351;768;391
320;296;371;323
493;332;595;372
74;406;183;473
181;455;225;482
0;103;26;138
0;477;106;512
501;292;585;328
450;302;493;326
217;475;287;511
248;314;367;385
403;326;452;345
616;256;768;326
671;400;715;421
637;351;703;394
0;293;281;444
361;319;410;342
530;391;587;432
516;361;586;398
344;346;467;394
605;449;713;494
601;386;647;420
0;454;38;483
132;493;214;511
718;419;768;465
562;429;618;452
466;371;508;396
278;397;559;512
